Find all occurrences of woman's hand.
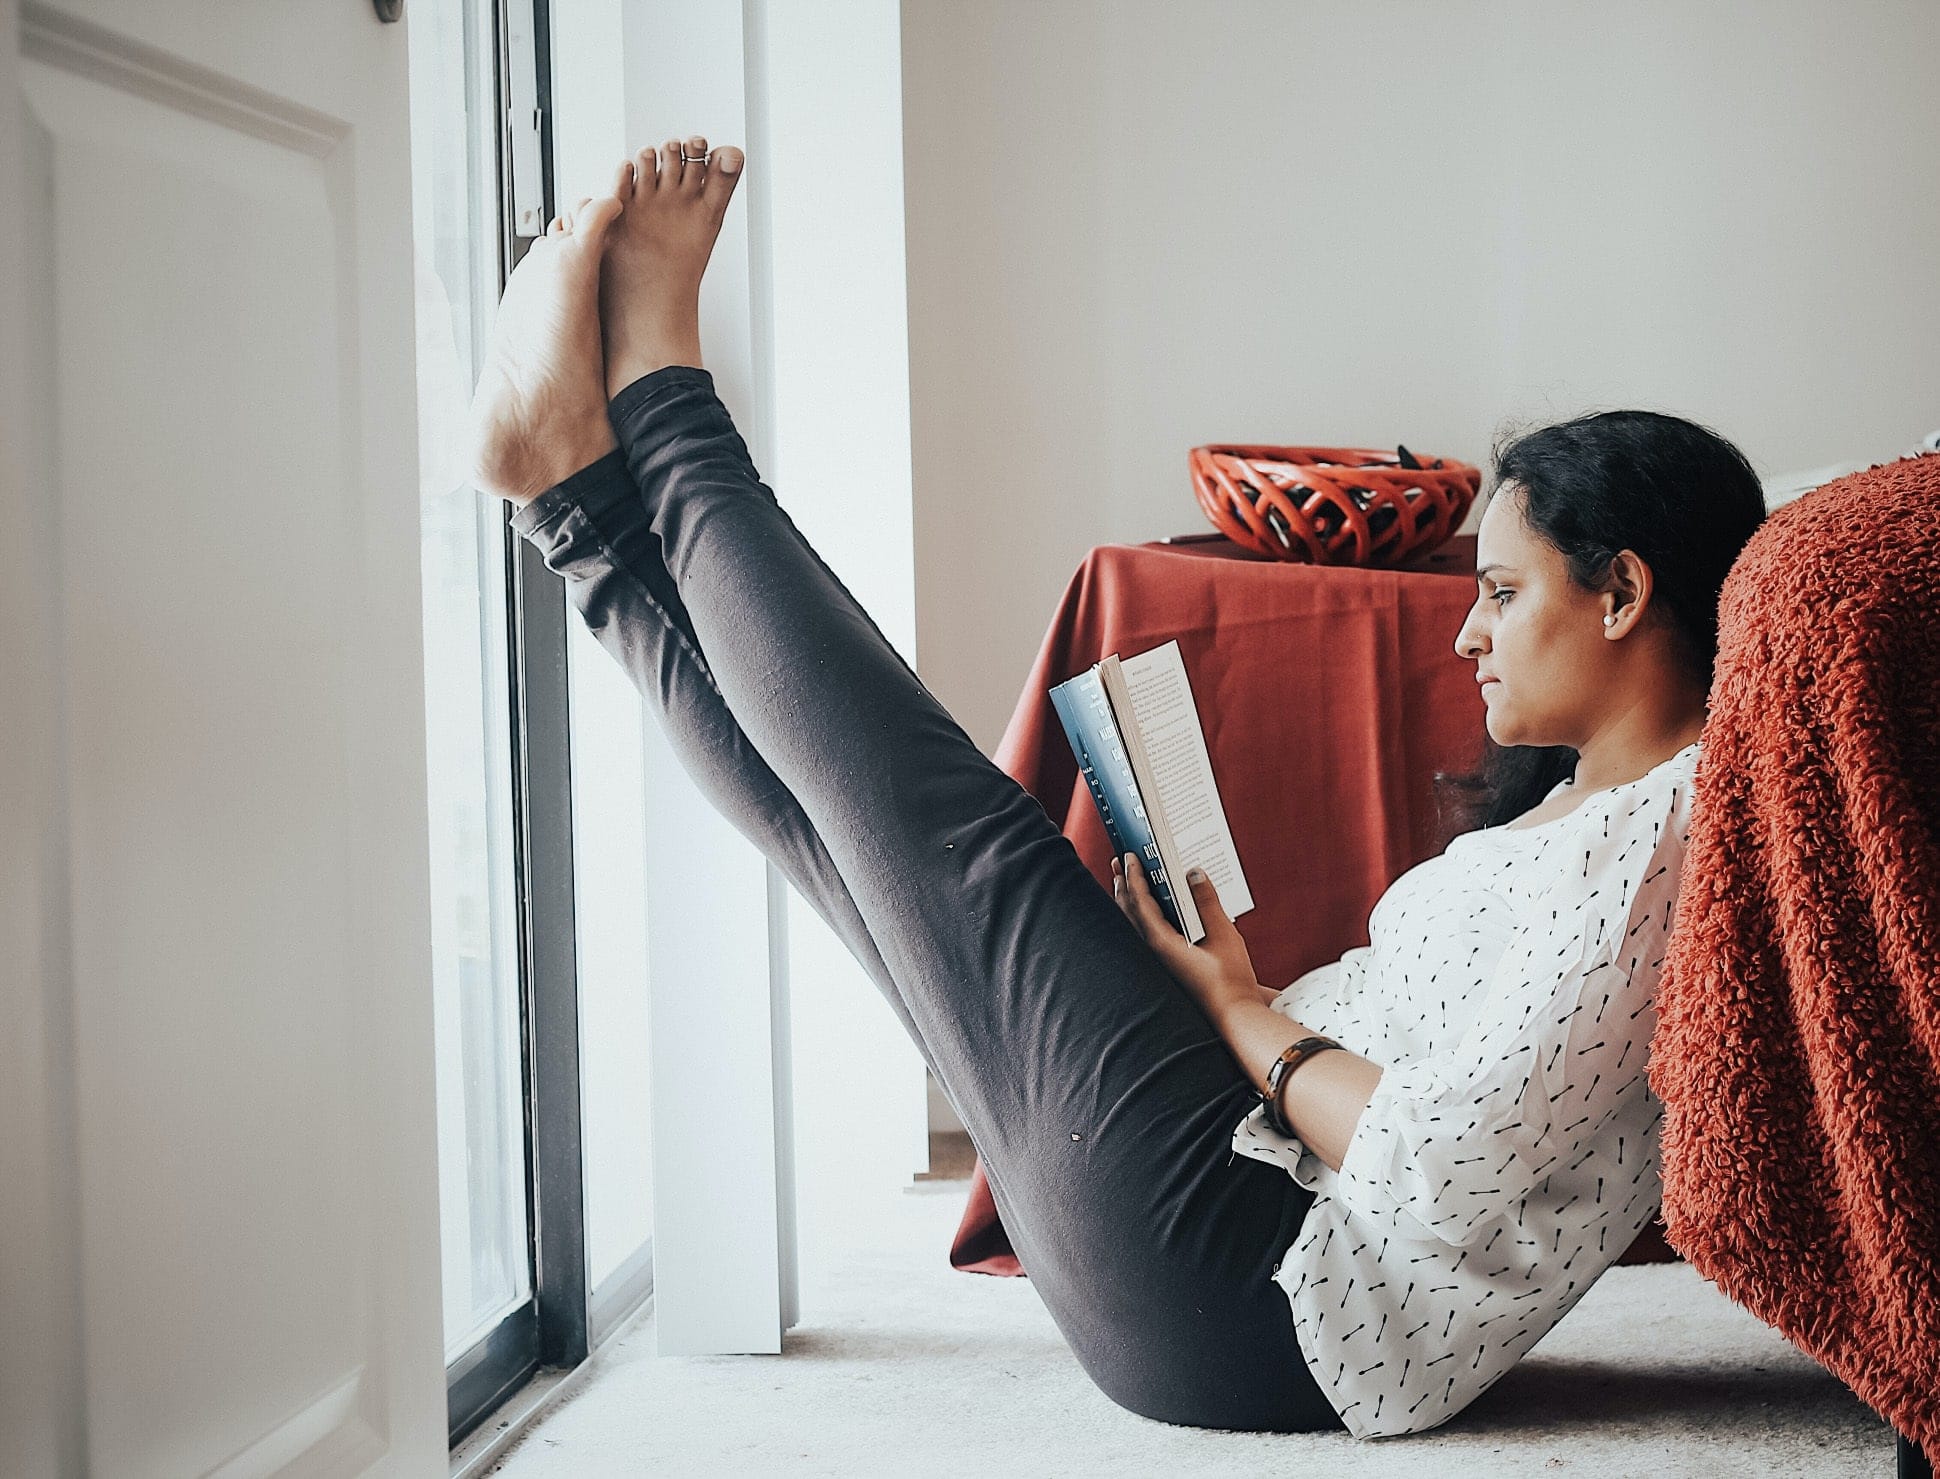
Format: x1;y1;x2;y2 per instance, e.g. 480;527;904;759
1112;853;1263;1025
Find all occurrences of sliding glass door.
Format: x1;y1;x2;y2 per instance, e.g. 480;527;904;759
406;0;658;1450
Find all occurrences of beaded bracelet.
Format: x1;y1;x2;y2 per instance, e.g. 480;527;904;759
1262;1035;1345;1136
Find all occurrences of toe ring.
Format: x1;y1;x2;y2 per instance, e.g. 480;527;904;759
680;151;706;163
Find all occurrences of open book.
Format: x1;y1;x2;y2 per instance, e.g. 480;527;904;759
1048;640;1254;943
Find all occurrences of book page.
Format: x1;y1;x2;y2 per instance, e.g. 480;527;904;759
1098;654;1202;940
1119;641;1255;922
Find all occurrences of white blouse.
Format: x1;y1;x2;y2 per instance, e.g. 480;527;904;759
1232;741;1701;1439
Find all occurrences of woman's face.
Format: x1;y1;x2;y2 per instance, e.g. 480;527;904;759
1453;487;1620;749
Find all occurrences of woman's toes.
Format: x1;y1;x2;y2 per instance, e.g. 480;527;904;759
612;156;635;202
659;138;684;184
680;135;709;191
574;192;623;242
702;146;744;210
634;144;660;192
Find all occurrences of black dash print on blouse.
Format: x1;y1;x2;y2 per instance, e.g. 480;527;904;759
1232;758;1692;1435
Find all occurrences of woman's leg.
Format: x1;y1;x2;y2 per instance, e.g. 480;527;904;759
508;451;938;1059
521;392;1336;1433
474;148;1340;1433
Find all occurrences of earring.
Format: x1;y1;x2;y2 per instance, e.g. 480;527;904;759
1603;614;1617;627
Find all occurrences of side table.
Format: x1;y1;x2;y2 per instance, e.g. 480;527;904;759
949;533;1680;1274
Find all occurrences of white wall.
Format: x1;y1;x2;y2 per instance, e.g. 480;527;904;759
901;0;1940;755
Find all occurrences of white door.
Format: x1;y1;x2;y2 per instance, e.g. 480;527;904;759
0;2;445;1475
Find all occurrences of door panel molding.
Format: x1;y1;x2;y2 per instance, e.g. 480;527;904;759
22;2;344;155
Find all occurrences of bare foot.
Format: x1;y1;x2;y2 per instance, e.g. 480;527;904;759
600;135;745;398
468;174;627;506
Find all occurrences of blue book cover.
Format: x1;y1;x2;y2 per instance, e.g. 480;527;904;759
1048;667;1188;934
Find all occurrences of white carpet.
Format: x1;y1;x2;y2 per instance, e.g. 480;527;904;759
488;1182;1893;1478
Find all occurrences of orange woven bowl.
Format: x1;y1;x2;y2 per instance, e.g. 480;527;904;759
1189;444;1481;567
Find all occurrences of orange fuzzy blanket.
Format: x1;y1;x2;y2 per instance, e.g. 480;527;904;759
1651;454;1940;1452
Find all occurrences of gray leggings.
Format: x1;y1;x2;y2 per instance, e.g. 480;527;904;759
509;366;1342;1433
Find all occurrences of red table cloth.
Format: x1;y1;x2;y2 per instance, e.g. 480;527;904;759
950;532;1680;1274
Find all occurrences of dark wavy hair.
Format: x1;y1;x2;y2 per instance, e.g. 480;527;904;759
1435;409;1768;837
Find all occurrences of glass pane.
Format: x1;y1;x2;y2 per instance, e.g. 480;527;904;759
406;0;533;1361
569;618;656;1291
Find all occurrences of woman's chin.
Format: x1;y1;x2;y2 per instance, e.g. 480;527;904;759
1486;711;1571;753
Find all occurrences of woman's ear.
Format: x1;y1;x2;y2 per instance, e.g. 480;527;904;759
1604;550;1653;635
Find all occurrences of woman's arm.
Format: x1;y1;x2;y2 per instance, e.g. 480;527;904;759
1113;855;1381;1170
1213;998;1381;1172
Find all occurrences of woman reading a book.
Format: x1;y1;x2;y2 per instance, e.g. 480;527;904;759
467;139;1768;1440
